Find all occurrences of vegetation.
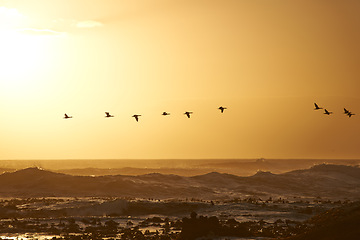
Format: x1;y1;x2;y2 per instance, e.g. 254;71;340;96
0;197;357;239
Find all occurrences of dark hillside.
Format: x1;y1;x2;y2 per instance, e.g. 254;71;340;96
281;201;360;240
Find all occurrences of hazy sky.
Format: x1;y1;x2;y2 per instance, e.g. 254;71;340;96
1;0;360;160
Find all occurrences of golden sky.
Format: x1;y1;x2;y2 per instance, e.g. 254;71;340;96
1;0;360;160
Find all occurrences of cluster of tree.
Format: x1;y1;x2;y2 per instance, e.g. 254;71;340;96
0;197;358;240
0;216;179;239
179;211;311;240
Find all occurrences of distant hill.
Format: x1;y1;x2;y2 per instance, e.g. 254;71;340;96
0;165;359;200
1;159;359;176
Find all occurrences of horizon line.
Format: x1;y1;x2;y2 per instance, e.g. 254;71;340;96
1;158;360;161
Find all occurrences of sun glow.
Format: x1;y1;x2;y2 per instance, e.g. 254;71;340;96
0;30;45;80
0;7;63;99
0;7;40;81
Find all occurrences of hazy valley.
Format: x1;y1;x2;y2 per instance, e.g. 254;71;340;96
0;160;359;239
0;162;360;200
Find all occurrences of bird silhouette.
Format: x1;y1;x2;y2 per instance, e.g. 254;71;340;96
314;103;322;110
344;108;350;114
162;112;170;116
132;114;141;122
347;112;355;118
324;109;332;115
105;112;114;118
64;113;72;119
218;106;227;113
184;112;193;118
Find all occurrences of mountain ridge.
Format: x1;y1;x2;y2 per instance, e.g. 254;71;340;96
0;164;359;200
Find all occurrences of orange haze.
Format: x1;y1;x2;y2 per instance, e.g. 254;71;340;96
1;0;360;160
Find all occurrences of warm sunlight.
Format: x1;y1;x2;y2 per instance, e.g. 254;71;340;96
0;30;45;80
1;0;360;161
0;7;63;100
1;1;360;239
0;7;40;82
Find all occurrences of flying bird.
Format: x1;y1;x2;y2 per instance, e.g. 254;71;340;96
64;113;72;119
347;112;355;118
105;112;114;118
344;108;350;114
132;114;141;122
218;106;227;113
162;112;170;116
314;103;322;110
184;112;193;118
324;109;332;115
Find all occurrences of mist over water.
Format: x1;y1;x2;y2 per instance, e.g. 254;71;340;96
1;158;359;176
